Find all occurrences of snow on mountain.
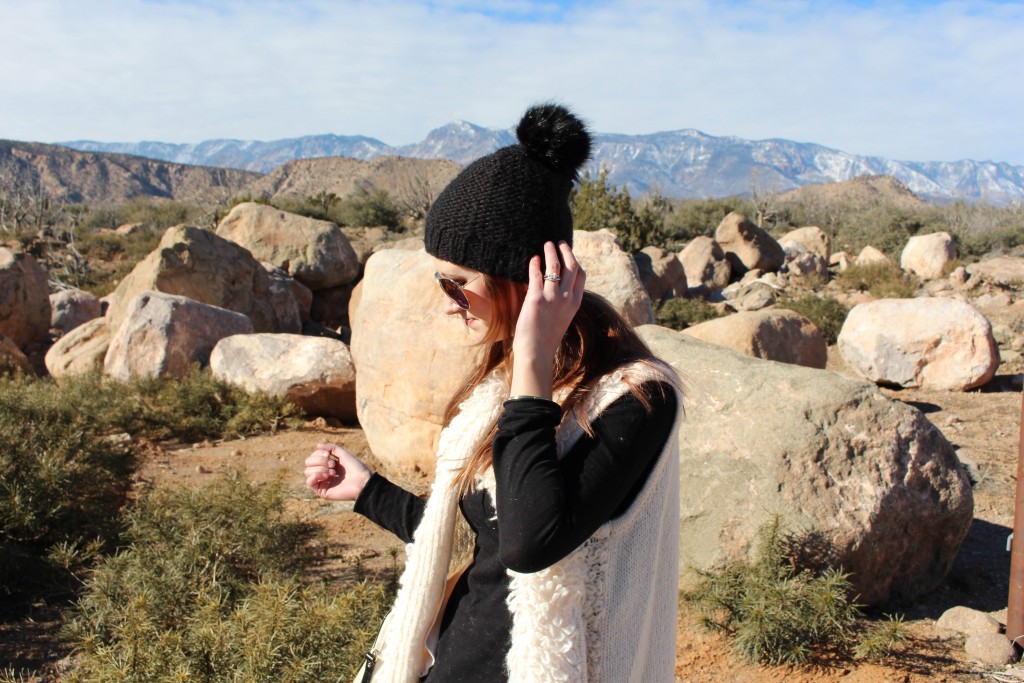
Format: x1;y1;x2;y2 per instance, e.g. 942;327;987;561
60;126;1024;204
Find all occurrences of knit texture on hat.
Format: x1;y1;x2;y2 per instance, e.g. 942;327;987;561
425;104;592;283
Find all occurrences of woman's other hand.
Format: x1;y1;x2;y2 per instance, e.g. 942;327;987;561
510;240;586;399
304;443;372;501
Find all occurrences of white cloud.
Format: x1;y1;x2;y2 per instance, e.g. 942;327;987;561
0;0;1021;164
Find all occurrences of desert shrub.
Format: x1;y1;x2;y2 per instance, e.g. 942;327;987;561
774;201;947;257
834;262;918;299
52;368;303;443
683;517;905;665
62;474;391;682
337;187;402;229
572;168;667;252
777;295;850;344
0;370;302;603
665;197;758;244
82;198;204;233
0;374;134;602
853;615;908;661
956;224;1024;259
655;297;725;331
69;227;162;295
111;367;303;442
272;188;402;230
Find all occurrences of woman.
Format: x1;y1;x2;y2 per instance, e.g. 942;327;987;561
304;104;682;683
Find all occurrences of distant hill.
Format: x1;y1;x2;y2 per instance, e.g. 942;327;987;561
0;141;463;208
0;140;259;204
774;174;926;209
248;156;461;209
62;124;1024;204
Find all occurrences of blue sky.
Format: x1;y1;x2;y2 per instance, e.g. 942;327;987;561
1;0;1022;165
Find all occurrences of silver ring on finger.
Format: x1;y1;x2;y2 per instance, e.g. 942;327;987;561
543;273;561;282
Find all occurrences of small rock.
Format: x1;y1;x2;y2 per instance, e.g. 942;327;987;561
196;465;212;474
937;606;1002;634
976;291;1015;308
231;449;243;457
965;632;1016;665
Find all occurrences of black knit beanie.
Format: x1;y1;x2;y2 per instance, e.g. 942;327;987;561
425;103;592;283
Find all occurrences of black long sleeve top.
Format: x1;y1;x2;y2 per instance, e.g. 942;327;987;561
354;381;677;682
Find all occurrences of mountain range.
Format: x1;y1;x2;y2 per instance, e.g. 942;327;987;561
54;123;1024;205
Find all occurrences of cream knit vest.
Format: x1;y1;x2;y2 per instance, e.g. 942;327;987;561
375;362;681;683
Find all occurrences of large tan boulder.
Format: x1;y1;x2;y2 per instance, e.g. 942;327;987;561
44;318;110;379
714;212;785;275
351;249;481;473
856;245;889;265
0;248;51;347
682;309;827;368
838;298;999;390
722;281;778;312
50;289;102;335
105;225;276;333
638;324;973;605
780;226;831;261
679;236;731;291
966;255;1024;286
573;229;653;325
785;250;829;281
216;202;359;290
634;246;687;302
900;232;957;280
211;334;356;421
104;291;253;380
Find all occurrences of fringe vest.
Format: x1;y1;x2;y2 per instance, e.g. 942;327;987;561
375;361;682;683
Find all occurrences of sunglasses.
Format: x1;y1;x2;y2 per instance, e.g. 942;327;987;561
434;272;480;310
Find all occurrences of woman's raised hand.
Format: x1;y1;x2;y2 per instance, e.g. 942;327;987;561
510;241;586;399
304;443;372;501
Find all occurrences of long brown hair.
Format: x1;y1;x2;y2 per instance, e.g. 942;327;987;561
445;274;671;494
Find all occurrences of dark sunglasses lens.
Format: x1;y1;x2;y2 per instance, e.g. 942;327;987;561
438;278;470;309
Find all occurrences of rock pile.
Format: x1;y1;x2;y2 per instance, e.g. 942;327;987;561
8;199;1024;611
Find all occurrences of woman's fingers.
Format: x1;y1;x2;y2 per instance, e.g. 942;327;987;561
527;254;543;293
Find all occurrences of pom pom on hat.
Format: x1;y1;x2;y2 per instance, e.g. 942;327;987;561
515;103;592;178
425;103;593;283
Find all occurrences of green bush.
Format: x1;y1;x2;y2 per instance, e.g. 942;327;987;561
655;297;725;331
270;188;403;230
338;187;402;229
31;368;303;444
665;197;758;245
571;168;667;253
0;370;302;603
62;474;392;682
0;374;134;602
111;367;304;442
834;262;918;299
683;517;905;665
777;295;850;344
